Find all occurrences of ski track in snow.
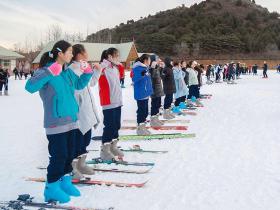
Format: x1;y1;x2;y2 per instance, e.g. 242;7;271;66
0;71;280;210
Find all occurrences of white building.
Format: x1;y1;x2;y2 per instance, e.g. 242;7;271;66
0;46;25;71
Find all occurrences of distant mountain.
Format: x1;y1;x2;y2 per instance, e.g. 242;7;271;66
86;0;280;59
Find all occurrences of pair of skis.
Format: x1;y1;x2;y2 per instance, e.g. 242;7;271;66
121;125;188;131
0;194;113;210
37;165;153;174
91;133;196;141
26;177;148;188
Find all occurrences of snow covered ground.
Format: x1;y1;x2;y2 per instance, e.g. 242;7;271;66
0;71;280;210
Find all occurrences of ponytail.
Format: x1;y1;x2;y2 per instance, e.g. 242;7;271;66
39;40;71;68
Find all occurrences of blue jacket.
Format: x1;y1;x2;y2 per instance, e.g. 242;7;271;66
173;67;188;99
132;61;153;100
25;62;93;128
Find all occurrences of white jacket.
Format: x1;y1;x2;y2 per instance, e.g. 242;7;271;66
186;68;199;86
71;61;101;135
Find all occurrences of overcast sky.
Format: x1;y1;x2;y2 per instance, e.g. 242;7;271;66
0;0;279;49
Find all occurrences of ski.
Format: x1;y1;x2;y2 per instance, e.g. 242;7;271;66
121;149;168;154
200;94;212;97
181;111;197;116
123;119;191;124
121;125;188;131
92;133;196;141
87;148;168;154
26;177;148;188
86;158;155;167
0;194;113;210
36;166;153;174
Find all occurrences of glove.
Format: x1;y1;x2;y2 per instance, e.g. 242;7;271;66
141;70;148;76
80;61;93;74
48;62;62;76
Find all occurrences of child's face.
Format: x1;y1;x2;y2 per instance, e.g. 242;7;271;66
81;51;89;61
109;52;120;64
59;47;73;63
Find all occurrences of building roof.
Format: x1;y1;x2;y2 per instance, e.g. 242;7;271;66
33;41;137;64
0;46;25;59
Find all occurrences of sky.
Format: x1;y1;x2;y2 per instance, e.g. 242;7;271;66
0;0;279;49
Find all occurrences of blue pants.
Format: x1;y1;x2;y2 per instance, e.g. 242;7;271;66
175;96;185;106
137;99;149;124
164;94;173;109
188;85;199;99
76;129;92;157
46;129;77;183
151;97;161;116
102;106;121;144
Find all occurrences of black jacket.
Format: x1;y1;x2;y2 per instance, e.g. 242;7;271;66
161;66;176;95
0;69;8;82
150;67;164;98
182;67;189;86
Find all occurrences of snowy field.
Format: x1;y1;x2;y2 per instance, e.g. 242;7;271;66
0;71;280;210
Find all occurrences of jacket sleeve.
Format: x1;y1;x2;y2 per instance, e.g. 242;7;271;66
25;68;53;93
90;68;101;87
173;70;180;80
67;68;93;90
132;67;147;84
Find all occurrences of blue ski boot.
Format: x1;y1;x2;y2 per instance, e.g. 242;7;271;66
60;175;81;197
44;180;70;203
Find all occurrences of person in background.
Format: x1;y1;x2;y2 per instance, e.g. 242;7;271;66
13;67;20;80
118;63;125;88
263;61;268;78
149;57;165;127
161;57;176;119
172;61;188;113
0;67;9;96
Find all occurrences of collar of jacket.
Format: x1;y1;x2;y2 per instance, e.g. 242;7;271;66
133;61;147;68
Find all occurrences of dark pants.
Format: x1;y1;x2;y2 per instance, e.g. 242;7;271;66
188;85;199;99
263;70;268;78
151;97;162;116
0;82;4;91
120;78;124;86
215;73;220;81
76;129;92;157
175;96;185;106
15;73;19;80
102;106;121;144
164;94;173;109
46;129;78;183
228;73;234;81
136;99;149;124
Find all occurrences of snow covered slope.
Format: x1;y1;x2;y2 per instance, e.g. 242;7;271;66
0;72;280;210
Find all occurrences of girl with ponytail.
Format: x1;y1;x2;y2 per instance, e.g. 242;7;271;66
25;40;93;203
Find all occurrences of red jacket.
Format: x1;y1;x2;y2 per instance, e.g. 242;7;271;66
99;60;123;109
118;64;125;79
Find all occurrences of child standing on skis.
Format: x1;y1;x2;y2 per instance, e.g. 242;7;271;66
99;48;124;161
25;40;93;203
132;54;153;135
161;57;176;119
172;61;188;113
149;58;165;127
70;44;102;180
186;61;199;100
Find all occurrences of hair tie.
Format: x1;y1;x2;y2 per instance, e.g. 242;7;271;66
48;51;53;58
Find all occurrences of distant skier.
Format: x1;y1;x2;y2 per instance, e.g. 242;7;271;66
263;61;268;78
